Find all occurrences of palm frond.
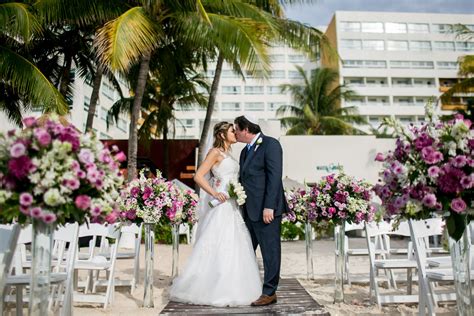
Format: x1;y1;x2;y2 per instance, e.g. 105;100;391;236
0;46;67;114
0;2;41;43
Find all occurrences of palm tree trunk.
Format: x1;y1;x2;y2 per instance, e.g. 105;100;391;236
198;52;223;166
59;55;73;98
85;65;103;131
127;52;151;182
163;124;169;178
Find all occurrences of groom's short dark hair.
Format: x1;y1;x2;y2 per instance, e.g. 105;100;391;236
235;116;261;134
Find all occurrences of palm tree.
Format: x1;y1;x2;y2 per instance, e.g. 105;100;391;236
441;24;474;105
277;66;367;135
95;0;275;181
197;0;335;165
0;1;67;125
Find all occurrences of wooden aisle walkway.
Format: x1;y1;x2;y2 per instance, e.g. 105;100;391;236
160;278;329;315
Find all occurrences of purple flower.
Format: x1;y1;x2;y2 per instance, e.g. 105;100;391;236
19;192;33;206
75;195;91;210
414;133;434;150
422;194;437;208
66;179;80;190
58;127;80;151
375;153;385;162
8;156;34;179
130;187;140;197
76;170;86;179
10;142;26;158
34;128;52;147
22;117;36;128
421;147;444;164
90;205;101;217
20;205;30;215
438;166;465;194
452;155;467;168
126;210;137;220
451;198;467;214
30;207;43;218
105;211;119;224
428;166;440;178
115;152;126;162
42;212;57;224
142;186;153;200
78;149;94;164
460;174;474;189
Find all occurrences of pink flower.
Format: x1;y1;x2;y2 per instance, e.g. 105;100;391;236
78;149;94;164
30;207;43;218
105;211;118;224
452;155;467;168
90;205;102;217
76;170;86;179
66;179;80;190
10;142;26;158
22;117;37;128
460;174;474;189
99;150;111;163
34;128;52;147
75;195;91;210
19;192;33;206
70;160;80;171
42;212;57;224
115;152;126;162
427;166;440;178
8;156;34;179
20;205;30;215
451;198;467;214
111;145;119;152
422;193;437;208
375;153;385;162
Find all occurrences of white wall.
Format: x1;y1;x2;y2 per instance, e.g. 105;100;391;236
280;135;395;184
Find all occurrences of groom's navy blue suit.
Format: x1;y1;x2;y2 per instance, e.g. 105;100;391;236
239;133;289;296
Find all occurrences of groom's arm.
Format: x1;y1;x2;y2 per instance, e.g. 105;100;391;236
263;138;283;212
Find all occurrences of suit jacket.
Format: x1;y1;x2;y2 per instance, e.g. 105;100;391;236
239;134;289;222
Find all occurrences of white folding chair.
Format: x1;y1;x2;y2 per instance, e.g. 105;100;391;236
179;223;191;244
0;224;20;314
99;223;142;293
409;219;456;316
73;223;121;309
365;221;418;307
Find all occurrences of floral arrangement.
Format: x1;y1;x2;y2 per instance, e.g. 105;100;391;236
285;173;375;225
120;169;198;226
209;180;246;207
374;103;473;240
0;116;126;225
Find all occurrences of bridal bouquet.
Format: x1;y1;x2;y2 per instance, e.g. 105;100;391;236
374;103;473;240
209;180;246;207
0;116;125;225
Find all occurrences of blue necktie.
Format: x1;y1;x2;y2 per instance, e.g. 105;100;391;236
246;144;252;151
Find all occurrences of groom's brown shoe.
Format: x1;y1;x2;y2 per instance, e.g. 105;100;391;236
250;294;277;306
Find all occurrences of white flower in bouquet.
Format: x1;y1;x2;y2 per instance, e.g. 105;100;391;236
209;180;247;207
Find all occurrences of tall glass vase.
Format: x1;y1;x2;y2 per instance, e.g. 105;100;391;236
305;222;314;280
449;219;473;316
171;224;180;279
29;219;54;316
334;222;345;303
143;223;155;308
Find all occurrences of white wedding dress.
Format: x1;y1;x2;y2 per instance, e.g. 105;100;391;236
169;151;262;306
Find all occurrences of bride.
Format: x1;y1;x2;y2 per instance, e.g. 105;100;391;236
169;122;262;306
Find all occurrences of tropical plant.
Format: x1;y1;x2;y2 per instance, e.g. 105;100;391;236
277;66;367;135
0;1;67;125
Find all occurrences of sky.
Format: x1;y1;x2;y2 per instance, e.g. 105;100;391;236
285;0;474;27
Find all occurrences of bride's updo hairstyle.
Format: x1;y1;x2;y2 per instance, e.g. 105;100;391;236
213;122;233;150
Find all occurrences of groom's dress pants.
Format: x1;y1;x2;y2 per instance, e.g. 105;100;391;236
245;216;282;296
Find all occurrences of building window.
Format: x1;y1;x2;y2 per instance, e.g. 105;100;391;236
363;40;384;50
340;39;362;50
342;60;363;68
340;21;361;32
206;70;215;78
411;61;434;69
269;70;286;79
434;41;455;51
392;78;412;86
101;81;115;100
410;41;431;51
387;40;409;51
364;60;387;68
344;77;364;86
244;102;264;111
437;61;458;69
221;86;241;94
267;102;285;111
100;107;108;121
346;97;364;106
221;70;238;78
456;42;474;52
221;102;241;111
270;54;285;63
407;23;429;33
100;132;111;140
244;86;264;95
288;70;304;79
361;22;384;33
367;97;389;106
415;97;430;106
385;22;407;33
288;54;305;63
267;86;283;95
365;78;387;86
83;96;90;111
118;118;127;132
390;61;411;68
432;23;451;33
394;97;414;105
183;119;195;128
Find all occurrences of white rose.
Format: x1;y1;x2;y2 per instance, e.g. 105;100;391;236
43;188;64;206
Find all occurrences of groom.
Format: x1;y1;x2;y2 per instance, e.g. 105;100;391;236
234;115;289;306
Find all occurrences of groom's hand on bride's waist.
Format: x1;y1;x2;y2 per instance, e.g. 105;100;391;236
263;208;274;224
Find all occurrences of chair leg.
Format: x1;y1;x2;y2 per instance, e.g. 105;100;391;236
407;268;413;295
16;285;23;316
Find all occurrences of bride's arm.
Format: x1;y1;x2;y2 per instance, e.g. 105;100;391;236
194;149;228;202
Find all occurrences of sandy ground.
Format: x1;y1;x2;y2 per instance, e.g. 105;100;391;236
10;238;457;315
